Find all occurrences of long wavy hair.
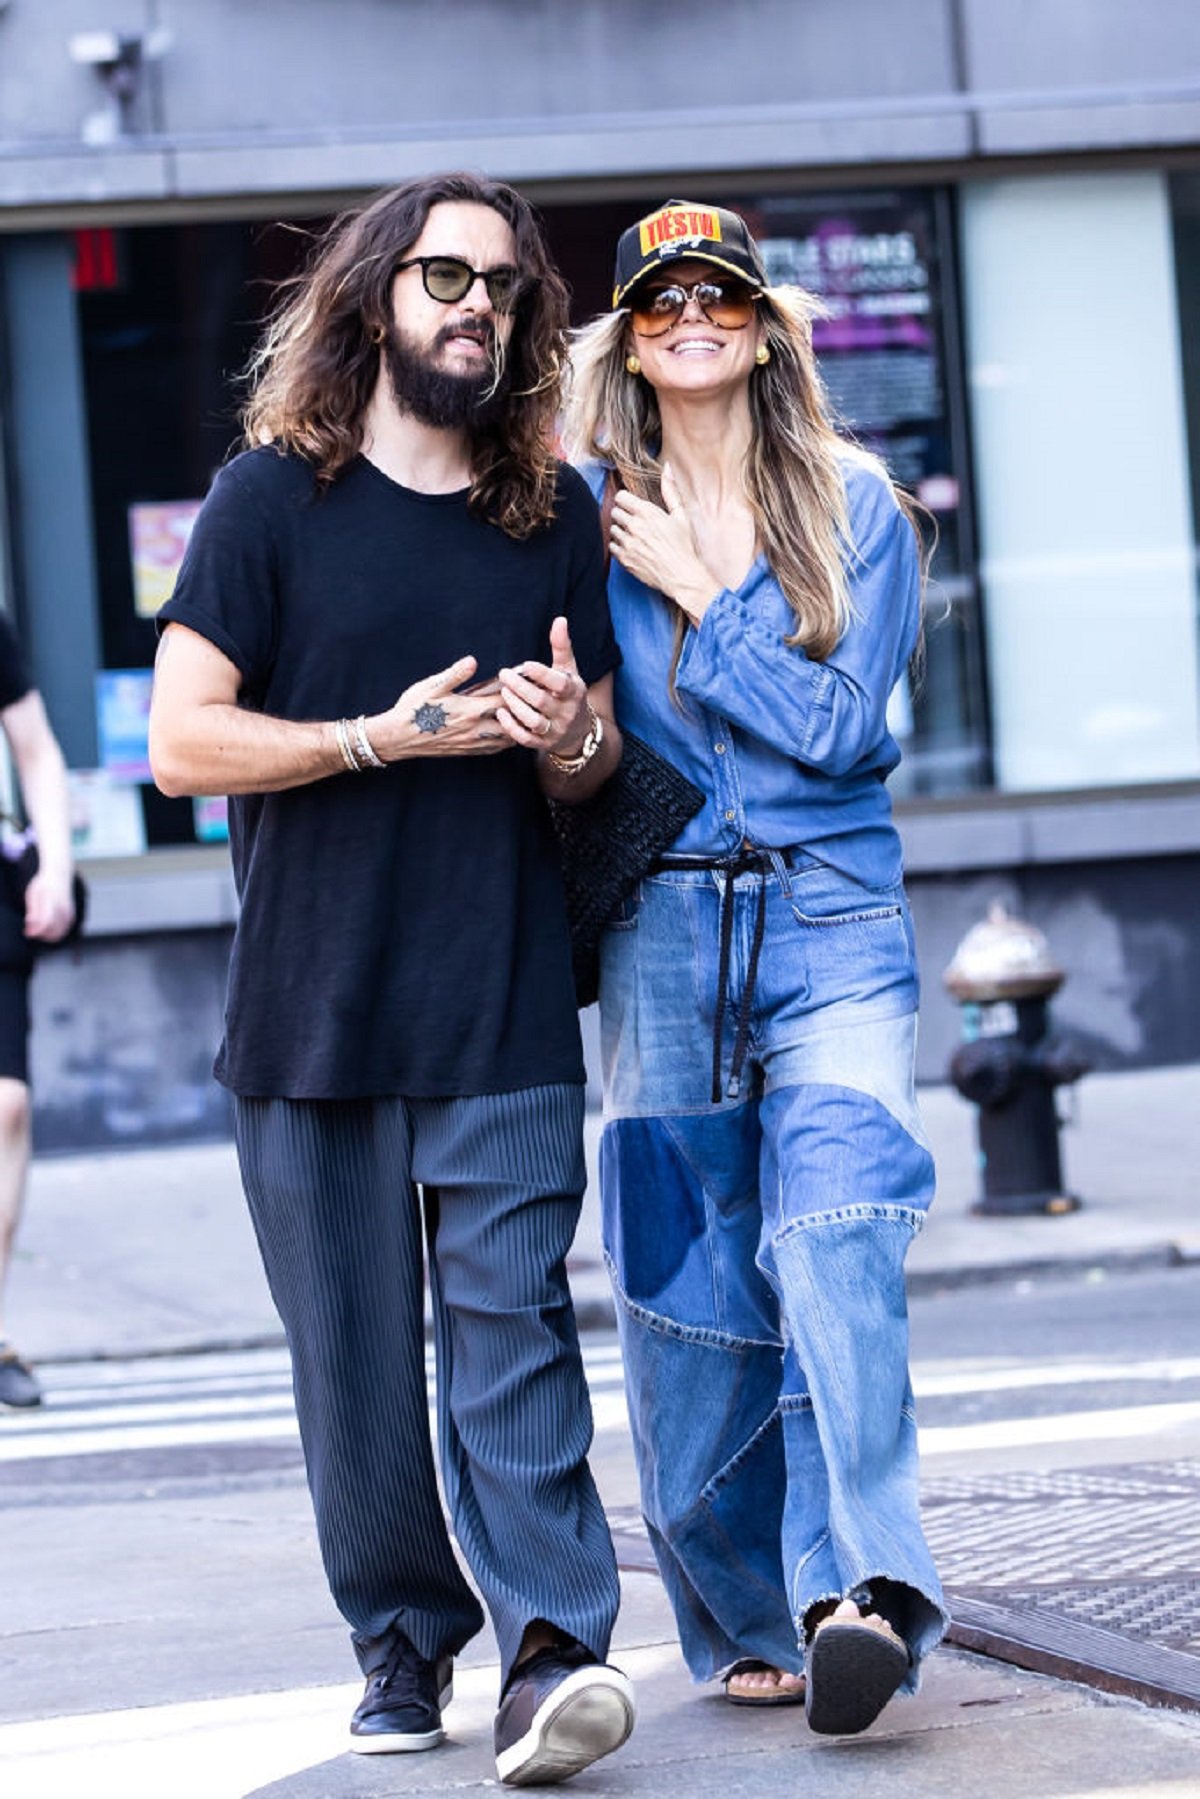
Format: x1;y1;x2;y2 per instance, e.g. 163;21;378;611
565;280;926;670
242;172;569;538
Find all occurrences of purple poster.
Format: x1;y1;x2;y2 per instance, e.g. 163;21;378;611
740;191;961;540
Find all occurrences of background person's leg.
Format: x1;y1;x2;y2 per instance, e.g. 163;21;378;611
0;965;38;1408
0;1076;32;1324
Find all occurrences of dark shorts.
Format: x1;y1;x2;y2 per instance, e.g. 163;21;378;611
0;967;31;1084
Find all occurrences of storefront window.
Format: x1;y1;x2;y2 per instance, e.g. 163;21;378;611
1170;170;1200;643
43;168;1200;854
742;187;989;797
77;219;310;846
960;171;1200;792
72;186;991;848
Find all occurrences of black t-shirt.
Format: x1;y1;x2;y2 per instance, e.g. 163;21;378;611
159;447;619;1098
0;615;32;712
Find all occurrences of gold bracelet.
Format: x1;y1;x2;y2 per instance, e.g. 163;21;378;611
547;705;604;775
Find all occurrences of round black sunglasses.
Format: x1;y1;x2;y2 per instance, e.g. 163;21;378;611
393;256;527;314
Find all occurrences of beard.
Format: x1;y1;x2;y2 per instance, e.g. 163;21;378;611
383;319;508;430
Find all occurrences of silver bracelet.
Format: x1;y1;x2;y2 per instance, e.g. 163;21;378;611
353;714;386;770
334;717;361;774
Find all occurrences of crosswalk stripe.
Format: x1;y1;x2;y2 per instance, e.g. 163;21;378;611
0;1350;631;1464
2;1394;295;1433
920;1399;1200;1456
3;1347;1199;1468
0;1415;303;1462
912;1356;1200;1398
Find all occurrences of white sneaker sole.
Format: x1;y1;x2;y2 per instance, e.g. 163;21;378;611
349;1722;443;1755
496;1665;635;1787
348;1673;452;1755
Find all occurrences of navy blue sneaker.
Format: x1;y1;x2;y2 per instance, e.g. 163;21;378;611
494;1640;634;1786
349;1632;452;1755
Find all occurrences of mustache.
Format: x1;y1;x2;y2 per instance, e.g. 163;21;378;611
435;317;496;353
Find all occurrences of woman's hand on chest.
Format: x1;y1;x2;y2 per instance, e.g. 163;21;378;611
610;463;759;623
609;464;723;623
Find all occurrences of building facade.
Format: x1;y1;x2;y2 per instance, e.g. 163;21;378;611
1;0;1198;1145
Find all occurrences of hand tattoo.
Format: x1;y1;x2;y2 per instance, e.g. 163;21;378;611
413;702;448;735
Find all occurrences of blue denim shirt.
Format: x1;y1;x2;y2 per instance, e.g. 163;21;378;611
580;454;919;890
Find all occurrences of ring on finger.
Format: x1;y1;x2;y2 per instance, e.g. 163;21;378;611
540;717;553;737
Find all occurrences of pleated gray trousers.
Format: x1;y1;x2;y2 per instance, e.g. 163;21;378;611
234;1083;620;1684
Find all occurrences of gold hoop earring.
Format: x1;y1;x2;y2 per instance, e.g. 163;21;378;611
371;326;386;346
754;344;770;367
625;353;642;376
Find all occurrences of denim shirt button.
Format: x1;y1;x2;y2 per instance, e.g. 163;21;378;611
724;809;735;821
714;742;726;754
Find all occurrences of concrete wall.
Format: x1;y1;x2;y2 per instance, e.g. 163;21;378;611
0;1;1198;216
909;857;1200;1084
904;782;1200;1078
28;795;1200;1150
29;931;233;1152
26;853;238;1152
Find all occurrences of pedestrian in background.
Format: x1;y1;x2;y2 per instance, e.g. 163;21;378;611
566;199;947;1735
0;613;77;1409
149;172;634;1786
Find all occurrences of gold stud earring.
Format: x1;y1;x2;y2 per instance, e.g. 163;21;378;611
755;344;770;367
625;353;642;376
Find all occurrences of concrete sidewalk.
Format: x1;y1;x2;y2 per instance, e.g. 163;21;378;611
4;1066;1200;1798
6;1063;1199;1363
3;1576;1199;1799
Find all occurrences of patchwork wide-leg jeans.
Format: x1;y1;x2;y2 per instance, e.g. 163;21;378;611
599;856;948;1686
235;1084;620;1686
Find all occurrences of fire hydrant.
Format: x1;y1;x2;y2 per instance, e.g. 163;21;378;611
943;902;1090;1216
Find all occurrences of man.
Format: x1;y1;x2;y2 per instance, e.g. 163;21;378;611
0;618;76;1410
149;172;632;1787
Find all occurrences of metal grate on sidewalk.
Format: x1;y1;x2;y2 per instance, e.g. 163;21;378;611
925;1458;1200;1710
610;1459;1200;1712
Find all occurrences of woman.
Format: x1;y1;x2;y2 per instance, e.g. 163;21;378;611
565;200;947;1735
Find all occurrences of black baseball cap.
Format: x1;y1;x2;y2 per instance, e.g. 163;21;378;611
612;200;767;309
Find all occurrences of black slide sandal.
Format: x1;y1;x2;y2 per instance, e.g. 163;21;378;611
804;1621;909;1735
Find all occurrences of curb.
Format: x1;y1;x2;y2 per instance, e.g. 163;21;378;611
578;1240;1192;1320
947;1595;1200;1715
19;1241;1194;1368
905;1241;1189;1295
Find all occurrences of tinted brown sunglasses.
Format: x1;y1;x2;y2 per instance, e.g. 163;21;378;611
629;274;760;337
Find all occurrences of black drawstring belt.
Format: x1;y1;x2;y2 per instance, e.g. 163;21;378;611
651;848;790;1104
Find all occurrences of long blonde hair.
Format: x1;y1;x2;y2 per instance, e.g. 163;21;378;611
565;283;914;665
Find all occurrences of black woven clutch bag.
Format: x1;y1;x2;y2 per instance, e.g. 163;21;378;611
548;730;704;1008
